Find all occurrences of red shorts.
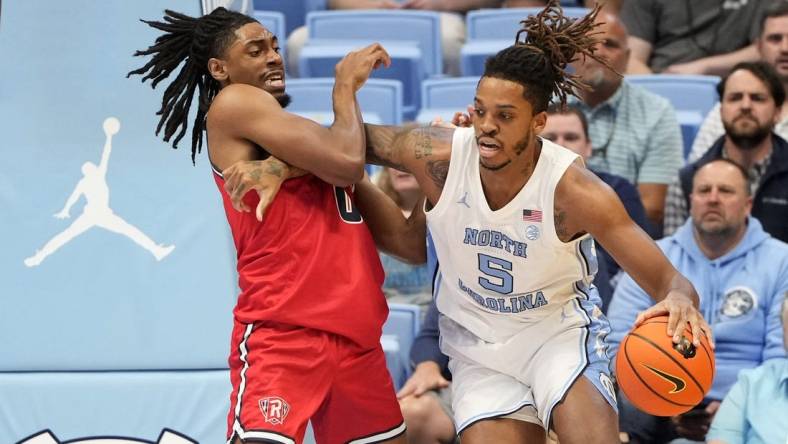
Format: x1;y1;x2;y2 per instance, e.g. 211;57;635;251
226;320;405;444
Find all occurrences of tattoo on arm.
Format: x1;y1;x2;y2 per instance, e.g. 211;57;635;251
414;127;433;159
247;160;285;182
365;124;454;192
265;159;285;177
426;160;449;189
364;124;410;169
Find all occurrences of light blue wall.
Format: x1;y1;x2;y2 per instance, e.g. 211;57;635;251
1;1;238;442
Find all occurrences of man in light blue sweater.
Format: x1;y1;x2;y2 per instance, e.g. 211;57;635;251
608;159;788;443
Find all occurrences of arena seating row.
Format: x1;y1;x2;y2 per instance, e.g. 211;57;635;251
287;74;720;157
253;0;584;38
258;5;720;157
256;6;590;118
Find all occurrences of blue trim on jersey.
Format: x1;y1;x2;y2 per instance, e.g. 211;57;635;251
575;237;599;279
573;281;590;300
427;230;440;304
457;399;536;434
577;296;617;410
432;271;443;304
544;296;617;428
544;297;591;429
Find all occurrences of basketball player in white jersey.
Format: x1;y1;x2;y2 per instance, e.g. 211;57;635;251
223;3;713;443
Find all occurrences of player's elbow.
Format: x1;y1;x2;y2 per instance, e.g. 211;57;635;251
392;237;427;265
400;247;427;265
328;157;365;187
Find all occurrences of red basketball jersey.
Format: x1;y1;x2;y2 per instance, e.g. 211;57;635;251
213;170;387;348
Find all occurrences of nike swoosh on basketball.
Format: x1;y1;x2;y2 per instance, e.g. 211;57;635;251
642;364;686;394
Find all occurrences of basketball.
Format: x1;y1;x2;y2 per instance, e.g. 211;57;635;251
615;315;714;416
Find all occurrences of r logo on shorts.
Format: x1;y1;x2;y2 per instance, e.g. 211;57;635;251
259;396;290;425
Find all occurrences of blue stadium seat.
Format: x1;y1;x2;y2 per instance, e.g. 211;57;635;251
626;74;721;158
461;7;590;76
285;77;404;125
382;303;422;390
416;77;478;124
252;10;286;62
299;10;443;119
252;0;326;37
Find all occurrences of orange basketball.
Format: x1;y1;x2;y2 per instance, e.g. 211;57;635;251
615;315;715;416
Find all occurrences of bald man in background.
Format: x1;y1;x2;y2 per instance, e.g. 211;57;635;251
570;11;683;234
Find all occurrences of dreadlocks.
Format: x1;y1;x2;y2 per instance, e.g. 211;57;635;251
483;0;613;113
127;7;256;163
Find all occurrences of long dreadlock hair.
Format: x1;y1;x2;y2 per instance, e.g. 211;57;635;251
483;0;614;113
127;7;256;163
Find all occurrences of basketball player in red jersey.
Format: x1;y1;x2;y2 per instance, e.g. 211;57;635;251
129;8;413;444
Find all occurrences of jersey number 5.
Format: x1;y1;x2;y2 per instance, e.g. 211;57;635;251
478;253;513;294
334;187;363;224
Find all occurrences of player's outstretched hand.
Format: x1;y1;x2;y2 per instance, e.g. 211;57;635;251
635;291;715;349
451;105;474;127
431;105;473;129
397;361;449;399
222;158;305;222
335;43;391;92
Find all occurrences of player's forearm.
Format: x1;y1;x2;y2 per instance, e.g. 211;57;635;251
355;179;427;264
364;123;419;169
638;183;667;228
661;271;700;308
325;82;366;185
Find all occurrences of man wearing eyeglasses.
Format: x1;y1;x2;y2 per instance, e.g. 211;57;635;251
570;10;683;234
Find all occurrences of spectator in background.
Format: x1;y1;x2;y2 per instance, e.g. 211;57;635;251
690;2;788;162
620;0;771;75
664;62;788;243
375;167;432;310
541;104;648;310
608;159;788;443
707;297;788;444
286;0;500;77
571;10;683;232
397;298;456;444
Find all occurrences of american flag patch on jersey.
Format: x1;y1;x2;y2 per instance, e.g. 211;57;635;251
522;209;542;222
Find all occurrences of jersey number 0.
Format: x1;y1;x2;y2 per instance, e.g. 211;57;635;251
334;187;363;224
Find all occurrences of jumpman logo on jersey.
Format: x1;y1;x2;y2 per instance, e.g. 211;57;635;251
24;117;175;267
457;191;470;208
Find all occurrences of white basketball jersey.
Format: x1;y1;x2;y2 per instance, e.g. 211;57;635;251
426;127;599;344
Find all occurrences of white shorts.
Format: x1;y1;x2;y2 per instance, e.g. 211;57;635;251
440;297;618;433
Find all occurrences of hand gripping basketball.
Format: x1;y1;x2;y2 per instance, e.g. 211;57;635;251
616;315;715;417
634;291;714;349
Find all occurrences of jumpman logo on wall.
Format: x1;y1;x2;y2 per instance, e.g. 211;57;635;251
24;117;175;267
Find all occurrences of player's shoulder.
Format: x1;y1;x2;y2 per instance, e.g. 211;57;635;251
559;156;599;187
556;158;617;210
211;84;277;115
